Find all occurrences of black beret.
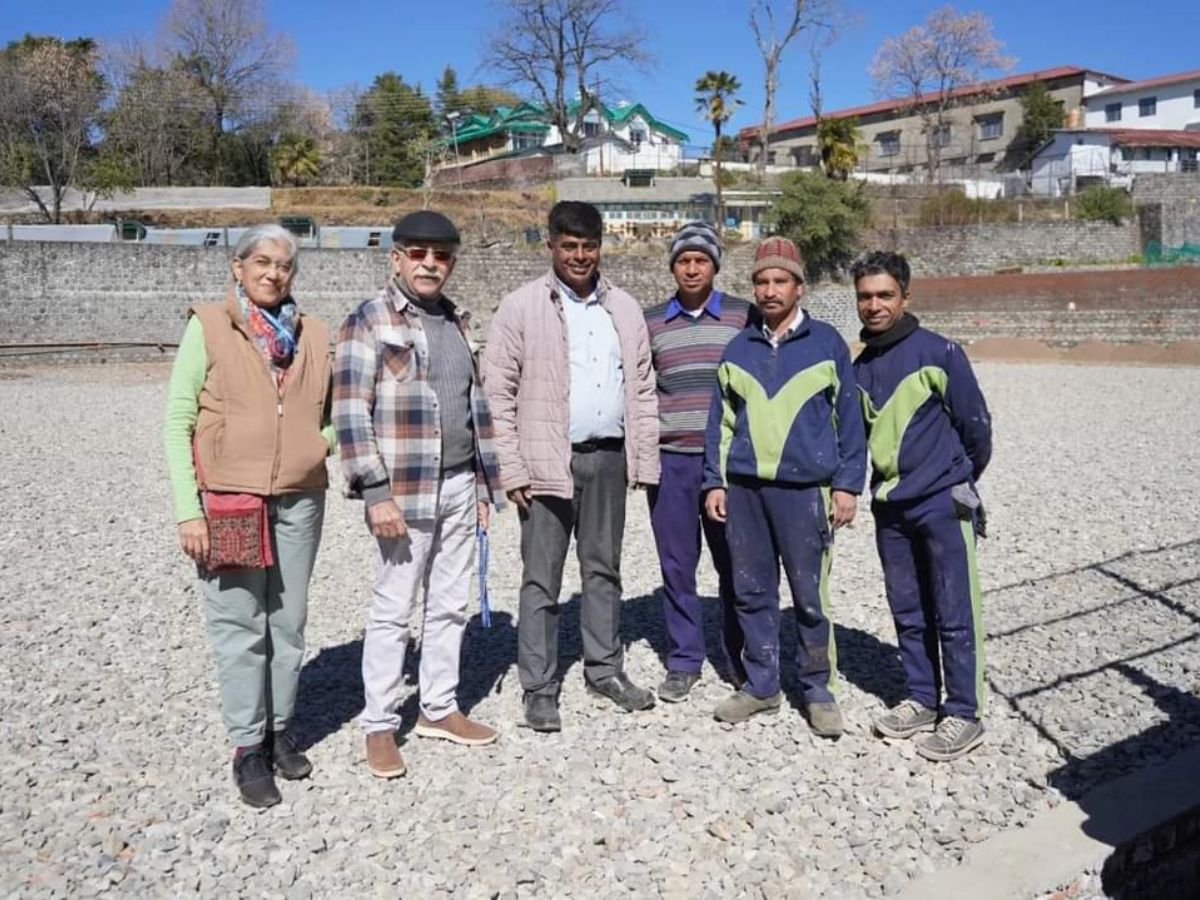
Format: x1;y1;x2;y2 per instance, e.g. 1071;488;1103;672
392;210;461;244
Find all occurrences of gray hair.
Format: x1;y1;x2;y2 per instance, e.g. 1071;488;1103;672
232;224;299;273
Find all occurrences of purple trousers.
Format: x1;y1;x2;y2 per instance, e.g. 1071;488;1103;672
648;451;745;680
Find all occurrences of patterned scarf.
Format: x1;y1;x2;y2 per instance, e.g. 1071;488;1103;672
237;284;299;371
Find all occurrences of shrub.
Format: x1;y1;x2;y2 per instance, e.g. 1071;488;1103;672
917;189;1017;226
1073;186;1134;224
767;171;871;280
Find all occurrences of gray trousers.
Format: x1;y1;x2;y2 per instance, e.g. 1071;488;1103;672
518;446;627;696
200;492;325;747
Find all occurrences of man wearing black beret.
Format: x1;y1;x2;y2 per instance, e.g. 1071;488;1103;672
334;210;506;779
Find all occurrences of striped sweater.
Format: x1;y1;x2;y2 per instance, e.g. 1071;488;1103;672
645;291;755;453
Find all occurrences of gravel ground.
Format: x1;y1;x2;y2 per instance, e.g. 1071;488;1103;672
1;361;1198;899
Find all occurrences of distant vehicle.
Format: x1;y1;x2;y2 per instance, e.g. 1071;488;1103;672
103;219;148;241
278;216;318;240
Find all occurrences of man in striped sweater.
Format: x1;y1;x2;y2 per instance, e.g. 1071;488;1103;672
644;222;756;702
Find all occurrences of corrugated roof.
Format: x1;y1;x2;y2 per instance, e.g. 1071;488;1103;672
1110;129;1200;148
1088;69;1200;99
740;66;1129;139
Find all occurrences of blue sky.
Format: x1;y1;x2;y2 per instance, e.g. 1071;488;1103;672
5;1;1197;146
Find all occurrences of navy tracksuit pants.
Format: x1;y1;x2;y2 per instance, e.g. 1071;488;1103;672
648;452;746;682
725;477;836;702
873;487;985;720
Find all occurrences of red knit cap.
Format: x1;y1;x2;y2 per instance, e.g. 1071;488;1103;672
751;237;806;283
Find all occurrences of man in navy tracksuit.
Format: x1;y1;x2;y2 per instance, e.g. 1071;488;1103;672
703;237;866;736
852;251;992;761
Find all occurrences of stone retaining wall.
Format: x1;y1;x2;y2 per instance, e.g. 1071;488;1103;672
0;242;856;349
1133;173;1200;248
881;222;1141;275
4;239;1199;359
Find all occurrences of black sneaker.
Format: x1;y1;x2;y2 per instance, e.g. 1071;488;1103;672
587;672;656;712
267;729;312;781
232;747;281;809
523;693;562;733
657;671;700;703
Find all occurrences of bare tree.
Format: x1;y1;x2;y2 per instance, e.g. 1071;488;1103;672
869;5;1014;182
0;37;108;222
483;0;649;156
102;51;213;186
164;0;293;181
749;0;835;176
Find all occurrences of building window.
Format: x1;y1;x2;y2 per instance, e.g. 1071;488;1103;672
792;145;817;166
976;113;1003;141
630;127;646;146
513;132;542;150
1105;102;1122;123
767;151;777;165
582;120;601;138
932;123;952;148
877;130;900;156
1194;89;1200;109
1139;97;1157;117
1120;147;1135;161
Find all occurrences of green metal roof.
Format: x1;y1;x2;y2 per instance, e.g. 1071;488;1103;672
442;99;688;147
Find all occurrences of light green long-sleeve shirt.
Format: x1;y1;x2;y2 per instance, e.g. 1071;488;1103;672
163;316;336;523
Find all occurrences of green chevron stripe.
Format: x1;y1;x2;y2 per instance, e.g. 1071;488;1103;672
859;366;947;501
960;518;985;716
719;360;839;481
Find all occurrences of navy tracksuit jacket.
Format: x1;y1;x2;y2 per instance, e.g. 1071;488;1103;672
854;314;993;719
703;313;866;702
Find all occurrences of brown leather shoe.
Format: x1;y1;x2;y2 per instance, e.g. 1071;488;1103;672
365;730;406;778
414;711;498;746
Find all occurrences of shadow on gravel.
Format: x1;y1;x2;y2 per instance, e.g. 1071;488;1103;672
827;624;909;708
552;591;747;688
991;538;1200;797
292;611;518;749
1051;668;1200;900
293;639;364;752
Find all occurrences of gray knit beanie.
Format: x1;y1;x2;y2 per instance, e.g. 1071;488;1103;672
668;221;722;272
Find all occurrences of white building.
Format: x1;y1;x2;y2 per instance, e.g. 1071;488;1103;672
1030;128;1200;196
1084;69;1200;131
440;100;688;180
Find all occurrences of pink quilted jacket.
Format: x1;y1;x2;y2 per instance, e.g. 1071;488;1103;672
481;269;660;498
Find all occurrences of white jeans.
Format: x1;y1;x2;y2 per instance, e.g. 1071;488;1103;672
360;467;477;731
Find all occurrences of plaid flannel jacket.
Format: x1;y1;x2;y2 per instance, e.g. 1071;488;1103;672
333;280;504;521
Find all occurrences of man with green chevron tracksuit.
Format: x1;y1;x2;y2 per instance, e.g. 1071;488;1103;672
702;237;866;736
851;251;993;762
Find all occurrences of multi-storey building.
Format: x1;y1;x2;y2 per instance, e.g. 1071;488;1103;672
738;66;1127;179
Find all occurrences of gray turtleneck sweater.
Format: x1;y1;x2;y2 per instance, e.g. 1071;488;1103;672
399;279;477;472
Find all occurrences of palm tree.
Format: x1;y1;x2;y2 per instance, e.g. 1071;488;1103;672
817;117;862;181
695;70;743;228
270;134;322;187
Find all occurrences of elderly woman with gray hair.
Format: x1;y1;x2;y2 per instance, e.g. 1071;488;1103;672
163;224;335;809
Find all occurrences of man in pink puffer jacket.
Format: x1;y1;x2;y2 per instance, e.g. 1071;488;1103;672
481;201;660;732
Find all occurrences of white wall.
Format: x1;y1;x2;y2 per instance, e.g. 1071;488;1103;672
1030;133;1115;196
1085;77;1200;130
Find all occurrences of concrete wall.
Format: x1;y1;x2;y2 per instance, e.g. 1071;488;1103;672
887;221;1141;275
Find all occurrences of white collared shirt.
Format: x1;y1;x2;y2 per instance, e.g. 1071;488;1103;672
763;308;806;347
557;278;626;443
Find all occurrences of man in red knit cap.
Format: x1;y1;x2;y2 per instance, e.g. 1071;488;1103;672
702;237;866;736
